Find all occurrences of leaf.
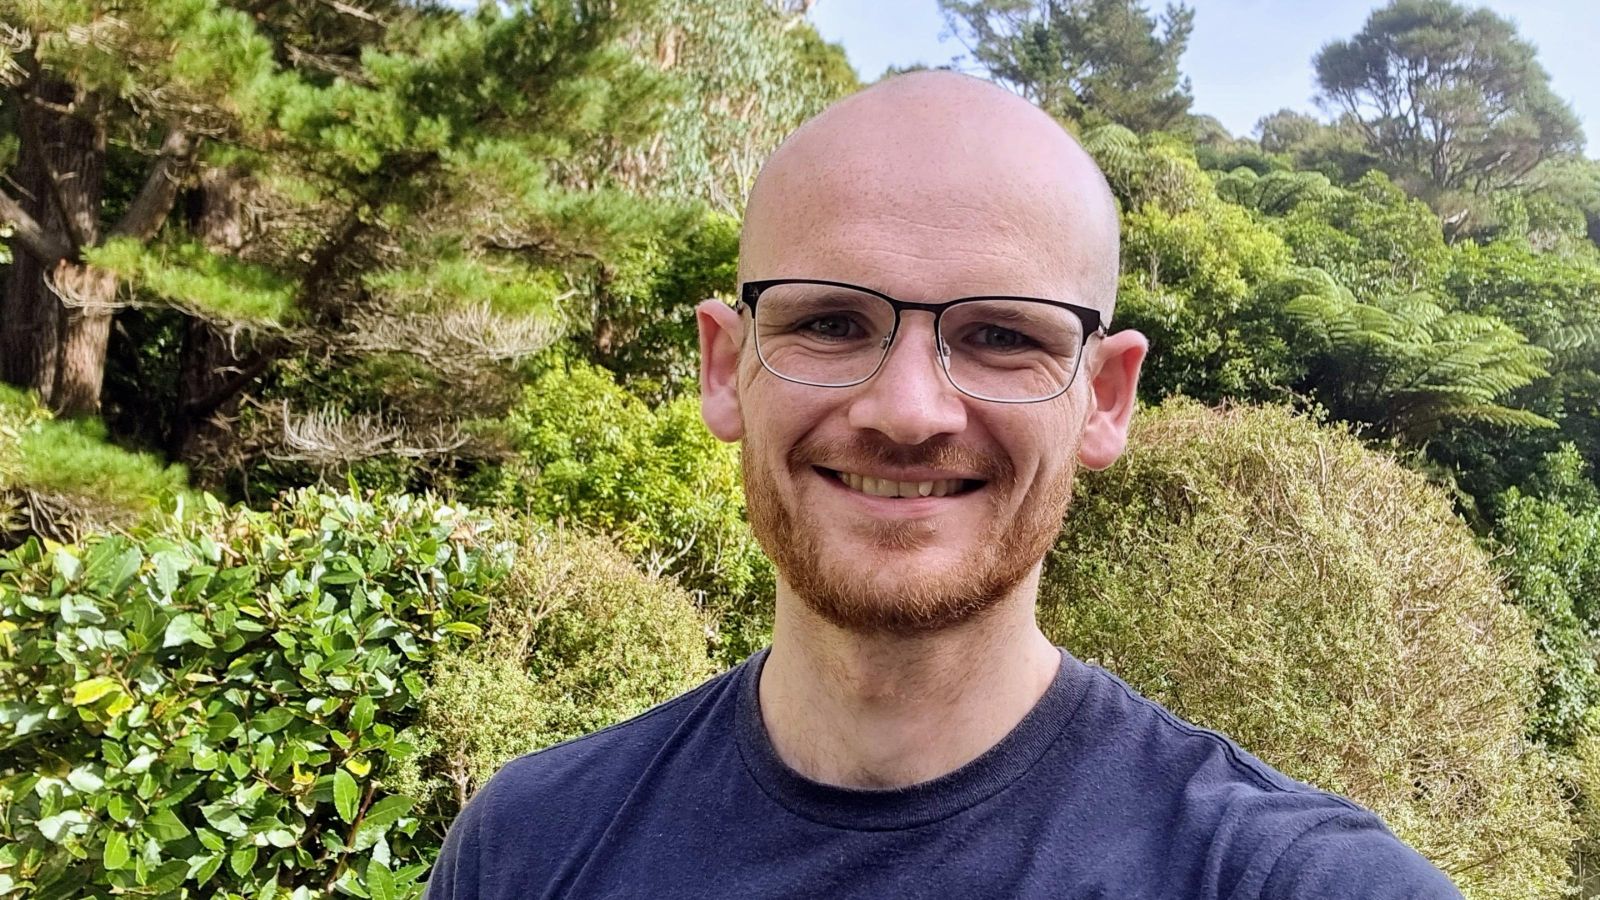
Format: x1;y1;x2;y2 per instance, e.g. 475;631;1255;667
368;858;396;900
103;830;130;869
162;613;214;649
334;768;360;823
251;707;295;734
355;795;415;841
152;549;190;596
191;851;224;887
65;766;104;793
144;859;189;894
349;695;375;734
34;811;85;843
143;808;190;842
51;547;81;582
70;676;123;707
206;711;242;745
230;843;258;878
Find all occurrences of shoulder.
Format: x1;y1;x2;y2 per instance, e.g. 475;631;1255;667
1250;806;1463;898
1062;656;1460;898
426;662;744;899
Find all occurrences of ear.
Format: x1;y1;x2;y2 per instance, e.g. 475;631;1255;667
697;299;745;442
1077;329;1147;471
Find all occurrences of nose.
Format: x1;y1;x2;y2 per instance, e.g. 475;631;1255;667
846;313;968;444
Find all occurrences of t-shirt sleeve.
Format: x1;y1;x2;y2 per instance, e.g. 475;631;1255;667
1260;809;1463;899
424;789;485;900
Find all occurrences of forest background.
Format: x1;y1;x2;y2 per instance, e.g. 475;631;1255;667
0;0;1598;897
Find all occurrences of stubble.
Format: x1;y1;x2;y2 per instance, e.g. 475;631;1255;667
743;432;1078;635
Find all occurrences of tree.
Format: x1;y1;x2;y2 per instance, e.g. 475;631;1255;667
0;1;274;417
609;0;857;213
1252;108;1379;183
1313;0;1583;198
940;0;1194;132
0;1;704;499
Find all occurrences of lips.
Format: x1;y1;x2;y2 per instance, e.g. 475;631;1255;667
816;467;983;499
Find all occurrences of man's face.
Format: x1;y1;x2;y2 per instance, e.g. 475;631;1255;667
737;308;1089;634
699;74;1139;636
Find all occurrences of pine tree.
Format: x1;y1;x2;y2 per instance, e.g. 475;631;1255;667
0;1;273;417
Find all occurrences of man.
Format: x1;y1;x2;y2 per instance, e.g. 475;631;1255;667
426;71;1459;898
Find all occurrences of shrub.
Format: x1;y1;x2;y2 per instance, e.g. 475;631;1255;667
398;525;715;809
0;489;506;899
1042;399;1571;899
0;386;189;544
1492;445;1600;751
461;359;773;661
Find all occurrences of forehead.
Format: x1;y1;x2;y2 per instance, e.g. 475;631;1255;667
740;79;1117;309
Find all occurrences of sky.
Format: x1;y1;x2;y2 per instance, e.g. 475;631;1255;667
807;0;1600;153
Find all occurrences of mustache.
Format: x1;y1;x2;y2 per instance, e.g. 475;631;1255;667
789;434;1014;483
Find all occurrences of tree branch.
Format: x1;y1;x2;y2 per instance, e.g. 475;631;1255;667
0;184;69;263
110;129;195;241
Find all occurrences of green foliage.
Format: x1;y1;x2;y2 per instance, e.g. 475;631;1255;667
1492;446;1600;750
460;360;773;662
580;210;741;394
1251;109;1379;184
87;239;295;325
1044;399;1571;898
1314;0;1584;197
0;489;508;899
619;0;859;213
1425;238;1600;506
399;525;715;807
1088;130;1298;403
1270;172;1451;303
0;386;189;543
940;0;1194;132
1284;274;1552;444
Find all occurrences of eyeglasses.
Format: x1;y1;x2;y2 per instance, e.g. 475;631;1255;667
737;279;1106;404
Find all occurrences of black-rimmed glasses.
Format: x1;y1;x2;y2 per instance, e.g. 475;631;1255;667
737;279;1105;404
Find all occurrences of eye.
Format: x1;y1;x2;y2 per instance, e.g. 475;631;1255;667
799;314;864;340
969;324;1036;350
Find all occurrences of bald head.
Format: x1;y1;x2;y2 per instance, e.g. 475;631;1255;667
741;71;1120;318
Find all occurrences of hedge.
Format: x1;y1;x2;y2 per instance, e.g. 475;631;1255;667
1043;399;1572;899
0;490;505;899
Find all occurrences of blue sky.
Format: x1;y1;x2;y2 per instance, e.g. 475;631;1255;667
808;0;1600;153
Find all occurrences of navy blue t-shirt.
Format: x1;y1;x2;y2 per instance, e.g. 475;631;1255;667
426;648;1459;899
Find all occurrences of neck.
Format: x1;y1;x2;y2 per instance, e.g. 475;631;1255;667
757;569;1061;789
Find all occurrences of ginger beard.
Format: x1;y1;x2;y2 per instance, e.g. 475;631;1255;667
742;430;1080;635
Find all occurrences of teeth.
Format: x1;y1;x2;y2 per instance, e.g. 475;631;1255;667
835;470;965;499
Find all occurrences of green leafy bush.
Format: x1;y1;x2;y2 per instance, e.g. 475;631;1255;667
1492;445;1600;750
399;525;715;809
461;359;773;662
0;489;507;899
1043;399;1570;899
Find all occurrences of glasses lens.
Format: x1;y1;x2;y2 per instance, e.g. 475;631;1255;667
940;299;1085;401
753;283;895;386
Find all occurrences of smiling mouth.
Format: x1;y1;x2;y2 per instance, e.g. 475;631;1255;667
816;467;985;499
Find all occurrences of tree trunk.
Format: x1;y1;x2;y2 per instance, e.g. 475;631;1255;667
41;86;108;417
49;260;117;416
0;86;65;393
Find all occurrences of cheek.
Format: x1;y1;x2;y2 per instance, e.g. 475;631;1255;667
998;410;1082;496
